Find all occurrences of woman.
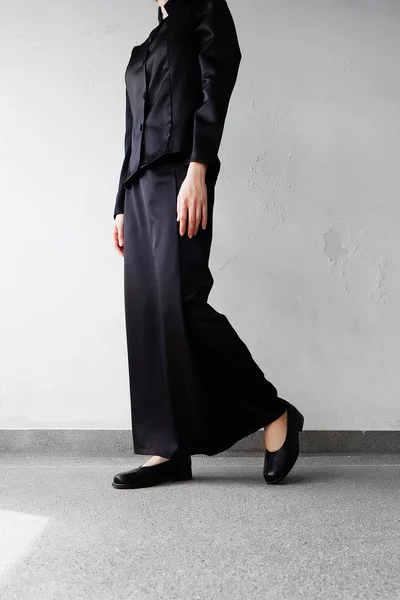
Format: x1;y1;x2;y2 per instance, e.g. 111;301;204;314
112;0;304;489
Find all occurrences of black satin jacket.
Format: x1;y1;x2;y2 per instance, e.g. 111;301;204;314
113;0;242;218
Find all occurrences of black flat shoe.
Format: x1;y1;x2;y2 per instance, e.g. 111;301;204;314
112;455;192;489
263;400;304;485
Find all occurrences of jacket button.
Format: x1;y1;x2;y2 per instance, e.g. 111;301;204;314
139;123;143;131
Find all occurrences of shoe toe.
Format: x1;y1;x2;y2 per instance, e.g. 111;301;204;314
112;472;125;485
264;464;284;484
112;468;140;487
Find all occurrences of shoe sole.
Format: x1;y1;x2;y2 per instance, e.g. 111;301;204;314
112;474;193;490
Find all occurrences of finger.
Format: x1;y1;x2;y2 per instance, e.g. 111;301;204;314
194;205;202;236
113;227;119;249
118;227;124;248
201;200;208;230
179;203;188;236
115;225;124;249
187;204;197;238
113;228;124;256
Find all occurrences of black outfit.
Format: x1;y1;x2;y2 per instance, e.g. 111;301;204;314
115;0;287;459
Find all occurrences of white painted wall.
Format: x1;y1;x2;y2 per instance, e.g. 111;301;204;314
1;0;399;430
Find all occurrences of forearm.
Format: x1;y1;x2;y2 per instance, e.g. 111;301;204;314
113;89;133;219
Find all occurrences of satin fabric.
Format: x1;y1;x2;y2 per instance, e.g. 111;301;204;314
113;0;241;219
123;155;287;458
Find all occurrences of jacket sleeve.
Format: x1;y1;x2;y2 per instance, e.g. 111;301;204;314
113;89;133;220
189;0;242;167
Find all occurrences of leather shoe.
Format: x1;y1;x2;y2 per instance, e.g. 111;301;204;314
112;455;192;489
263;400;304;484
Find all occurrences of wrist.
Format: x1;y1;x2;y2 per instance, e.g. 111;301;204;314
188;161;207;177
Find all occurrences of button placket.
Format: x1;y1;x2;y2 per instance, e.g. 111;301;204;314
133;18;164;171
137;35;153;155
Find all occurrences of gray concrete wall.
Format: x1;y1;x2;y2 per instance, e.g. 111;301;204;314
0;0;399;430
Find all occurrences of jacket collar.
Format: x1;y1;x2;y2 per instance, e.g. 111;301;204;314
157;0;181;24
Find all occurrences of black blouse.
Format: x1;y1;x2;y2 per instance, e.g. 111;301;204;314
113;0;242;219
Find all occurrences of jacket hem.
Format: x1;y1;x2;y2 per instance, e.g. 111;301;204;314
122;146;174;187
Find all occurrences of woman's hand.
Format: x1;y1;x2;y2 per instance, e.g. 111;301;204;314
177;162;208;238
113;214;124;256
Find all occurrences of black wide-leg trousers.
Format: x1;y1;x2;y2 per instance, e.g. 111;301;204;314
123;154;287;459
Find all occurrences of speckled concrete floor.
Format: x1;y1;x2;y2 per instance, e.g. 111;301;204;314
1;454;399;600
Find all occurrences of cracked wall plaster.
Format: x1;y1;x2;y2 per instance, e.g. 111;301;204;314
323;227;349;263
